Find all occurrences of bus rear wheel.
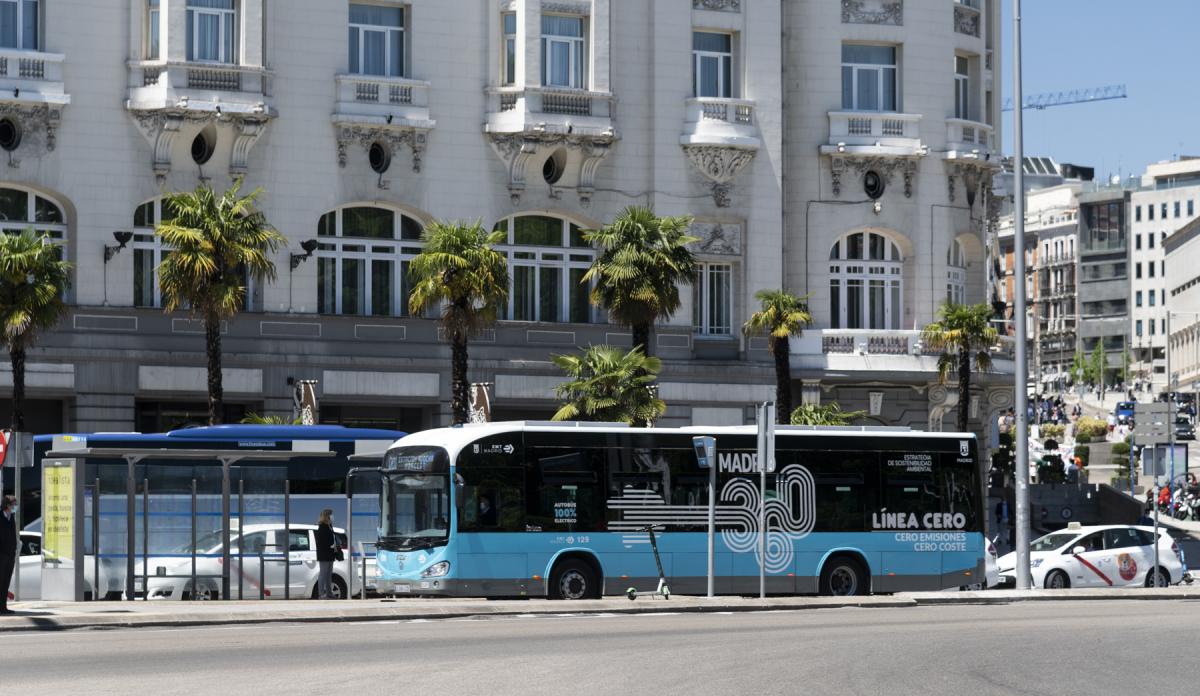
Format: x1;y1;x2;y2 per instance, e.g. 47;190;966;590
819;556;867;597
550;559;598;600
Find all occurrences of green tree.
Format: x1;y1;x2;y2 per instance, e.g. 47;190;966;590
408;220;509;425
582;206;697;356
743;290;812;424
789;402;867;426
156;180;284;425
0;230;71;430
1070;349;1088;386
551;345;666;426
920;302;999;432
1120;347;1131;386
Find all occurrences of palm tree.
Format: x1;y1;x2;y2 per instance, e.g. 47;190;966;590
408;220;509;425
551;345;666;426
0;230;71;430
920;302;999;432
240;412;302;425
582;206;697;356
743;289;812;423
790;402;866;426
156;179;284;425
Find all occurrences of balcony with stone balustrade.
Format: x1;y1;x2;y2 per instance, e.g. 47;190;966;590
680;97;760;149
127;61;271;116
0;48;69;107
820;111;924;157
789;328;1015;379
484;86;615;139
332;74;434;131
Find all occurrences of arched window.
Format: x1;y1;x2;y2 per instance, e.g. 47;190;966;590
946;238;966;305
316;205;424;316
492;214;595;323
828;231;902;329
0;186;67;258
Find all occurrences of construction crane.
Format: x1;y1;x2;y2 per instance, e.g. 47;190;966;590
1001;84;1127;111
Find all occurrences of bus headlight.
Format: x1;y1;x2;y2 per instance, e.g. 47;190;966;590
421;561;450;578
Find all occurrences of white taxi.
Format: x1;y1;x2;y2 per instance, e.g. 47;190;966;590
997;523;1184;589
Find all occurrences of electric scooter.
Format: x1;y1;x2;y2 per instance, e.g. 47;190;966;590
625;525;670;600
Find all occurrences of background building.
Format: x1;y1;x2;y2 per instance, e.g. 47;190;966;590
0;0;1011;442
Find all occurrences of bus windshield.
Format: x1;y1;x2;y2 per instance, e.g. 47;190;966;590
380;446;451;551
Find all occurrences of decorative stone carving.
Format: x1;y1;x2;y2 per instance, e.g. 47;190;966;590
688;222;742;256
830;155;919;198
0;103;64;166
130;109;273;181
693;0;741;11
335;124;429;174
542;1;590;15
954;4;980;36
682;145;756;207
947;160;992;207
486;131;616;205
842;0;902;25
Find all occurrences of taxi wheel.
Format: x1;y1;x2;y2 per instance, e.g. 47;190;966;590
1145;567;1170;587
1044;570;1070;590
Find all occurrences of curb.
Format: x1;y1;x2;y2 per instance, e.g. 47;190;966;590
2;588;1197;632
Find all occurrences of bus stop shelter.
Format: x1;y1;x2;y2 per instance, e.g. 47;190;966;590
42;444;333;601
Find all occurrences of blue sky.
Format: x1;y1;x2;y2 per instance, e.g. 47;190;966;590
998;0;1199;179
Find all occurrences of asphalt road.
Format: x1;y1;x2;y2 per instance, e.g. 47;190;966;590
2;600;1194;695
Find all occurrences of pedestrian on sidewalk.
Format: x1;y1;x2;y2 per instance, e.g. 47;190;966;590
315;508;337;599
0;495;17;614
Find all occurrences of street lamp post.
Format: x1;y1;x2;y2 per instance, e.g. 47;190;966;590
1011;0;1033;590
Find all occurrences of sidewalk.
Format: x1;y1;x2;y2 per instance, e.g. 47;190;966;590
4;587;1200;632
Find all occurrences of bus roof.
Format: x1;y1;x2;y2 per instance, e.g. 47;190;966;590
387;421;975;453
34;424;406;444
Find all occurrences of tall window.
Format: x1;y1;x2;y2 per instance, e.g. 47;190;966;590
349;4;404;77
541;15;584;89
187;0;236;64
147;0;160;59
493;215;594;324
133;200;171;308
501;12;517;85
316;206;424;316
693;31;732;98
693;263;732;336
829;231;903;330
954;55;970;119
0;187;66;261
841;44;897;112
0;0;37;50
946;239;966;305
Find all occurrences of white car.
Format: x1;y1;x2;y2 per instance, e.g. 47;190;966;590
12;533;123;601
997;523;1184;589
141;524;368;600
962;537;1000;590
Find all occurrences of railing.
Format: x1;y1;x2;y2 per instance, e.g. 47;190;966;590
795;329;1017;364
0;48;65;84
1035;252;1076;267
827;111;922;145
335;75;431;114
946;118;995;150
541;88;592;115
187;65;241;90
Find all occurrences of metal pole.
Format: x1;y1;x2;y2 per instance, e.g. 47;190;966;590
707;449;716;599
758;402;766;600
284;479;290;601
191;478;197;601
1169;312;1175;490
93;477;100;601
346;472;354;600
222;460;232;601
237;477;243;601
1154;478;1161;586
1011;0;1032;591
142;478;149;600
13;447;19;601
126;456;136;600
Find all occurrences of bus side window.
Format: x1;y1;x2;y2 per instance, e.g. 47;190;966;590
524;448;603;533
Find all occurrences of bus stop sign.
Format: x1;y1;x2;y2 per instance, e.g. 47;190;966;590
692;436;716;469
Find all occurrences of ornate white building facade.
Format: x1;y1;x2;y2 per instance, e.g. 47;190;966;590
0;0;1011;441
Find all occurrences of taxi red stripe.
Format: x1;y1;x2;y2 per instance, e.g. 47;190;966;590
1073;554;1113;586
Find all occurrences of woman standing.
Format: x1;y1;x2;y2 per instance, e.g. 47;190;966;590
315;508;337;599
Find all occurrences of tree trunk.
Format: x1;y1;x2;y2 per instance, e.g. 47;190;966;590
9;346;24;431
206;313;224;426
450;330;470;425
632;322;651;357
957;347;971;433
773;336;792;424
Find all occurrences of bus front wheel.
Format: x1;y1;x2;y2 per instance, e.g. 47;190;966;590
550;559;599;600
819;556;867;597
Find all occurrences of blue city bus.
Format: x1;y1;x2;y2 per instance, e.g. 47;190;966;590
374;422;984;598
